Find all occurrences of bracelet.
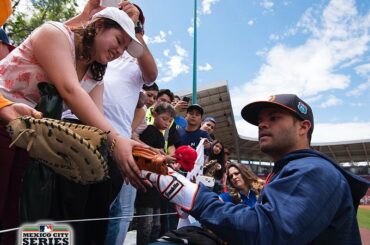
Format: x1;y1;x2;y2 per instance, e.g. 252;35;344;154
108;138;117;154
135;20;143;34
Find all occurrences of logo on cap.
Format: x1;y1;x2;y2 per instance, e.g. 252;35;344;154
297;102;308;115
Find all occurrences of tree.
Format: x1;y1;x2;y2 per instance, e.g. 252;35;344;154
4;0;79;45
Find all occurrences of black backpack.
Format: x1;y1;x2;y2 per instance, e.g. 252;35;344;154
158;225;224;245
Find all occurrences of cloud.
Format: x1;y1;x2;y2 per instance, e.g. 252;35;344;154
232;0;370;109
269;33;280;41
260;0;274;11
187;17;201;37
157;44;190;83
233;0;370;141
256;48;268;57
202;0;220;15
188;0;220;37
319;94;342;108
312;122;370;142
146;31;171;44
236;119;370;143
232;40;351;112
355;63;370;76
163;49;170;56
199;63;213;71
248;20;254;26
346;80;370;96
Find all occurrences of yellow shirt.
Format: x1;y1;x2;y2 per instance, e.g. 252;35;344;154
145;106;174;153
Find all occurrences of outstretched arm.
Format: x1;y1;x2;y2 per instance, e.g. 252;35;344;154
30;23;149;190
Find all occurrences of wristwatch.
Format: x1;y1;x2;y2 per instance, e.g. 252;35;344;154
135;20;143;34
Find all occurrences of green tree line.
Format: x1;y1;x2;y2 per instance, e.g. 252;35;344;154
4;0;79;45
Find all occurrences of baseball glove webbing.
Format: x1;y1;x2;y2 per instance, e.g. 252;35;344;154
6;116;108;184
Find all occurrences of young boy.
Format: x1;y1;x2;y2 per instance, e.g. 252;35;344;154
135;102;176;245
177;104;211;149
200;116;216;139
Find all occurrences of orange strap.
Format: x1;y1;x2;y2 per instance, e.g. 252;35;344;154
0;94;14;109
0;0;12;26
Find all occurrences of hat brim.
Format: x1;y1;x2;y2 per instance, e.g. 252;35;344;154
127;38;144;58
92;7;144;58
241;101;302;125
187;105;204;115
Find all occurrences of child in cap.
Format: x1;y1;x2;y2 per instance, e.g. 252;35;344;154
177;104;211;149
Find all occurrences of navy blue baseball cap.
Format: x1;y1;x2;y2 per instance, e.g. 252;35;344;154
187;104;204;116
241;94;314;130
0;29;15;52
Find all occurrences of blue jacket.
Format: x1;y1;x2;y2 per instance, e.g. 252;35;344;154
190;149;369;245
219;190;257;207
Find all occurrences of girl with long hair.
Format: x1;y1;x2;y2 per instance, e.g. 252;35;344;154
219;163;258;207
204;140;225;193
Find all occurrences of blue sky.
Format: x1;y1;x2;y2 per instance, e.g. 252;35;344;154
81;0;370;143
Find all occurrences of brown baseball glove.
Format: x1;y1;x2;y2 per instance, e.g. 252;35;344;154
6;116;108;184
132;147;168;175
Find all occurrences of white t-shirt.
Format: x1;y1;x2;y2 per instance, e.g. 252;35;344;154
134;105;148;135
103;54;146;138
63;53;150;138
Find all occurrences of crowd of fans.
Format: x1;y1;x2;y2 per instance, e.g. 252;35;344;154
0;1;264;244
130;83;265;244
1;1;368;245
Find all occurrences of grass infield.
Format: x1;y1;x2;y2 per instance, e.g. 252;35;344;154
358;206;370;229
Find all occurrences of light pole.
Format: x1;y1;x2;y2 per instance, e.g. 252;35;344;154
192;0;197;104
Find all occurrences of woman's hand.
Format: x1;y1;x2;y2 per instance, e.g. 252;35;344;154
112;136;151;191
83;0;105;19
0;103;42;124
119;1;140;24
65;0;105;28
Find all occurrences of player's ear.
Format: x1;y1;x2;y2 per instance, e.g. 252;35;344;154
299;120;311;137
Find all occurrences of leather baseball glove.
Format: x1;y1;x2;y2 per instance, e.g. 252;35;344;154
132;147;168;175
6;116;108;184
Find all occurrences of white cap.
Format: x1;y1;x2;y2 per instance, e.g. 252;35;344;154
92;7;144;58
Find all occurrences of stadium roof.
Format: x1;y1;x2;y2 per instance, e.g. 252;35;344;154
179;81;370;165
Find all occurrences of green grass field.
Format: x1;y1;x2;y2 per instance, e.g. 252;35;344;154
358;207;370;229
